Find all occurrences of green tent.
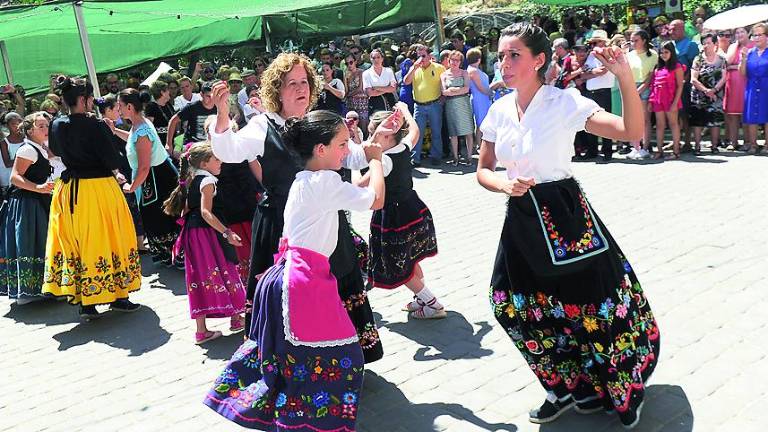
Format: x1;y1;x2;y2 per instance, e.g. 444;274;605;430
0;0;436;94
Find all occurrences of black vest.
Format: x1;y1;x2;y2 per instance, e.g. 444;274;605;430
259;118;302;209
185;174;226;228
384;148;414;202
9;144;52;206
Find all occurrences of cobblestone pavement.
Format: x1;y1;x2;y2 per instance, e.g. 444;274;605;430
2;150;767;432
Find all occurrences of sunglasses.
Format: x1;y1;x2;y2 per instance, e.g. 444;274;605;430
718;33;732;37
346;60;355;65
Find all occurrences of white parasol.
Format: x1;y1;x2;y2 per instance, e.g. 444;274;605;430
703;5;768;31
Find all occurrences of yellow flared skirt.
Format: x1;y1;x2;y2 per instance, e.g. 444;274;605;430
42;177;142;306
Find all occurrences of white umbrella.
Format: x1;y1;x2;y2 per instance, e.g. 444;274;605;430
703;5;768;31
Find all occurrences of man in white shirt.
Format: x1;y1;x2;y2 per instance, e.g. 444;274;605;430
174;76;202;111
237;69;258;114
580;30;616;161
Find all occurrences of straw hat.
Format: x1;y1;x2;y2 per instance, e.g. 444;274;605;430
587;29;610;43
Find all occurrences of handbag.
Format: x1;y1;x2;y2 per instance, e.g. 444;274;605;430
505;178;608;277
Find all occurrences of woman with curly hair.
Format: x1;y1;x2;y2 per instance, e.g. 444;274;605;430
210;54;383;363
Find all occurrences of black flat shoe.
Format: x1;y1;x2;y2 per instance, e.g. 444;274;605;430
79;305;101;320
529;396;575;424
110;299;141;313
620;401;644;429
574;397;603;414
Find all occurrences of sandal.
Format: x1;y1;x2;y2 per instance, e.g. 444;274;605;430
409;304;447;320
195;330;222;345
710;146;719;154
652;152;664;160
230;315;245;332
667;152;680;160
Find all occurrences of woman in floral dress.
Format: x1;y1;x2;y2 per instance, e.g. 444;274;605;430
690;33;727;154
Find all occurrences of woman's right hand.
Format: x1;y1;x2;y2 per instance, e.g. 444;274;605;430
36;182;55;194
227;232;243;247
103;118;116;134
500;176;536;197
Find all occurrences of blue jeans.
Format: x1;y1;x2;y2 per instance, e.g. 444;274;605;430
413;101;444;162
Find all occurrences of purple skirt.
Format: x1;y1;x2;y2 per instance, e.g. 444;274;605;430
204;261;364;431
180;226;245;319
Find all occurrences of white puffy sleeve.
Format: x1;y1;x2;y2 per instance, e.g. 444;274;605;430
562;88;603;132
14;144;39;163
479;101;501;143
343;140;393;176
320;171;375;212
199;175;218;195
209;113;268;163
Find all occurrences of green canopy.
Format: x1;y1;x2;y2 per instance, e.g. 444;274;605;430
0;0;436;95
531;0;627;5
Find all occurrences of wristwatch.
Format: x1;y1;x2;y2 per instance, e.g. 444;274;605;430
222;229;232;239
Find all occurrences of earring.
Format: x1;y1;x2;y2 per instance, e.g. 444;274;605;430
534;66;540;71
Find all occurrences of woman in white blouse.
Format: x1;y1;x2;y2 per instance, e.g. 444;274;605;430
477;23;660;429
363;48;398;115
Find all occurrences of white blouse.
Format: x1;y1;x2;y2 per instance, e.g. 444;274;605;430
195;169;218;194
15;140;49;163
480;85;602;183
362;67;396;90
283;170;375;257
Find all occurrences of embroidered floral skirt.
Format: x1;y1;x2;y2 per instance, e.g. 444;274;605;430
369;190;437;288
179;225;245;319
204;262;364;431
138;161;180;265
490;201;660;424
0;194;49;300
43;178;141;306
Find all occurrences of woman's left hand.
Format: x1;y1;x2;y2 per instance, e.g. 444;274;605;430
592;46;632;80
122;182;133;193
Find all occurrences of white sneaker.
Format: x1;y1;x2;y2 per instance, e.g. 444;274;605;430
638;149;651;159
626;149;639;159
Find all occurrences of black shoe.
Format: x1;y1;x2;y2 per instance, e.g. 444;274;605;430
79;305;100;320
574;397;603;414
602;153;613;161
619;401;644;429
681;143;693;153
110;299;141;313
618;146;633;155
411;160;421;168
174;258;185;271
529;396;575;424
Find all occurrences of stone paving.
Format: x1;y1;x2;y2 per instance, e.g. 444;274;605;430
2;149;767;432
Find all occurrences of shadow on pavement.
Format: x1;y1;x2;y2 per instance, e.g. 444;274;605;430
358;371;517;432
140;259;187;296
52;305;171;356
200;332;245;361
3;298;80;325
377;311;494;361
539;384;693;432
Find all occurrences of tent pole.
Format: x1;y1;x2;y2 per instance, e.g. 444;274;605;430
433;0;445;52
73;1;101;98
0;41;13;84
263;19;272;53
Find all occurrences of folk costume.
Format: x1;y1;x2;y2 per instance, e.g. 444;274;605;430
480;86;660;425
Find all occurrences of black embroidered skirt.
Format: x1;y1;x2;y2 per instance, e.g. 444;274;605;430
490;178;660;423
368;190;437;289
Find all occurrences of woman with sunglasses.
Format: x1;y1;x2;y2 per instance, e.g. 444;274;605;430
344;54;369;133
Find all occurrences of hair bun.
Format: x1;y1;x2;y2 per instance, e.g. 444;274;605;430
281;116;303;146
139;90;152;104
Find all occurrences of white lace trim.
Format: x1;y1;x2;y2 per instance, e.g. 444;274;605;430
281;249;359;348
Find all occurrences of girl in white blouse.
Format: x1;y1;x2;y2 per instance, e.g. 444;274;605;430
204;110;390;432
477;23;659;430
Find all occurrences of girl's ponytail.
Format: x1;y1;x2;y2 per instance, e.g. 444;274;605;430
163;153;192;217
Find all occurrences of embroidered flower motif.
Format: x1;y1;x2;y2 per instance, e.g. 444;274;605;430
594;342;604;352
552;305;565;319
293;364;308;379
322;367;342;381
583;316;599;333
535;292;548;306
564;304;581;319
312;391;330;407
340;357;353;369
343;392;358;405
615;304;628;319
275;393;287;408
513;294;525;310
532;307;543;321
492;291;508;304
218;368;238;385
505;304;516;318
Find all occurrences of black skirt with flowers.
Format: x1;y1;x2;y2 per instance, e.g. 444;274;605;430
489;178;660;424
